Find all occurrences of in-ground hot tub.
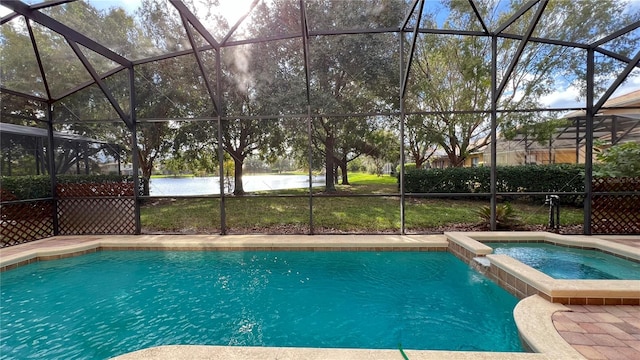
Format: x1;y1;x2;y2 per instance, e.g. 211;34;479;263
485;242;640;280
445;231;640;305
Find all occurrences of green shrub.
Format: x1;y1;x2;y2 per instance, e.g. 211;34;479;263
476;203;521;229
56;174;135;184
396;163;419;189
0;175;51;200
396;163;417;174
1;174;138;200
404;164;584;205
595;141;640;177
404;166;490;193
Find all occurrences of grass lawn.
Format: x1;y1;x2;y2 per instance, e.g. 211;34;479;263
140;172;584;233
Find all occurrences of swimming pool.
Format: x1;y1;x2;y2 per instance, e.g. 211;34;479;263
486;242;640;280
0;250;523;359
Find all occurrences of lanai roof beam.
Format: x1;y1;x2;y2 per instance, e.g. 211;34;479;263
221;0;260;46
494;0;540;35
53;66;126;102
496;0;548;99
0;86;48;103
468;0;489;34
300;0;311;105
401;0;425;100
179;13;219;115
26;19;51;101
169;0;220;50
3;1;131;67
594;50;640;114
592;21;640;48
66;40;132;129
401;0;420;31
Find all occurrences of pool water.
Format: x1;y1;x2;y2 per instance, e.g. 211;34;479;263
487;242;640;280
0;251;523;359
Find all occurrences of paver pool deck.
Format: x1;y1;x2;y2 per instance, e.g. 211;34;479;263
1;233;639;360
554;236;640;360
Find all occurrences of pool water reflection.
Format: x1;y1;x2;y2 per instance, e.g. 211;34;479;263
0;251;523;359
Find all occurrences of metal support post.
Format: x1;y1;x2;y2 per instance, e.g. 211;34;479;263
129;67;141;234
584;48;595;235
46;104;59;235
490;36;498;231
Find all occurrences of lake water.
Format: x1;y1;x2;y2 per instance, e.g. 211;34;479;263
149;175;324;196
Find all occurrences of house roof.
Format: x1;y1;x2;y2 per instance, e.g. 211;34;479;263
0;122;119;147
524;90;640;146
563;89;640;120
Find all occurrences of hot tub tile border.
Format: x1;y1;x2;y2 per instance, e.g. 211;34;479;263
445;232;640;305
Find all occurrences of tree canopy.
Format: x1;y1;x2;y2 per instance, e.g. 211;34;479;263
1;0;638;190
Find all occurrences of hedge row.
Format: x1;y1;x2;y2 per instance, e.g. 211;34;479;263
0;175;139;200
403;164;585;205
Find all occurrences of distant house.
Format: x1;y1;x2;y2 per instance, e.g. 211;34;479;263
429;90;640;167
430;150;451;168
428;144;487;168
465;150;485;167
484;88;640;166
484;134;580;166
428;142;488;168
99;162;134;175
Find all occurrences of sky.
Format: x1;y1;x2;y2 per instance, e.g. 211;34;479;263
88;0;142;14
539;73;640;109
0;1;140;18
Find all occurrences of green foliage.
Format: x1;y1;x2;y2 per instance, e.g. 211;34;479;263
1;175;136;200
56;174;135;184
347;158;365;172
343;172;398;185
404;166;489;193
139;176;584;233
595;142;640;178
396;163;417;174
404;164;585;205
476;203;522;230
495;164;584;199
0;176;51;200
408;0;639;168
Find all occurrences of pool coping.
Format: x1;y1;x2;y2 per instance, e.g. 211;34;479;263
0;234;449;271
2;233;631;360
444;231;640;305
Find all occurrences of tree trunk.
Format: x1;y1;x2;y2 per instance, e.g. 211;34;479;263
448;153;465;167
141;176;150;196
138;151;154;196
324;135;336;192
338;160;349;185
233;157;245;195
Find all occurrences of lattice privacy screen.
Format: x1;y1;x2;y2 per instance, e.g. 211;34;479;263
0;196;54;247
57;182;136;235
591;177;640;235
